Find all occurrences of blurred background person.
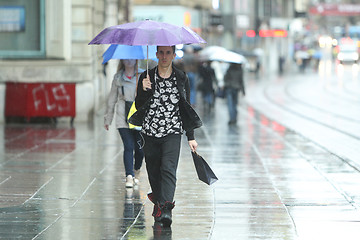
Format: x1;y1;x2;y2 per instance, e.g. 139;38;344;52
104;59;144;188
197;60;217;114
223;63;245;125
295;47;310;73
183;46;198;107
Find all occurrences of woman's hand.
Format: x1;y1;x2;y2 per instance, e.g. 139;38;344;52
188;140;198;152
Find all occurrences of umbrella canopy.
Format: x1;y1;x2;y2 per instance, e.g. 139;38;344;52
89;19;206;46
198;46;227;60
102;44;182;64
253;48;264;56
312;50;323;59
296;50;310;59
199;46;247;64
209;50;247;64
102;45;156;64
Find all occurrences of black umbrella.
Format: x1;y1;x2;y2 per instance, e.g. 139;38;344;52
191;151;218;185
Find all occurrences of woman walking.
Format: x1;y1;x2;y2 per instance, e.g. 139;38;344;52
104;59;144;188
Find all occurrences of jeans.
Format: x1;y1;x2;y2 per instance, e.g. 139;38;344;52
118;128;144;177
142;134;181;205
225;88;239;122
187;72;197;105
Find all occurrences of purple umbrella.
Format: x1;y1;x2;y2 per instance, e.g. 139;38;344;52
89;19;206;71
88;19;206;46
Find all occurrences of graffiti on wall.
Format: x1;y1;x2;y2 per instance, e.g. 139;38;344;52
32;84;72;112
5;82;75;118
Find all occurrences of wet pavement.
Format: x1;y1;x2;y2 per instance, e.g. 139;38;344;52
1;61;360;239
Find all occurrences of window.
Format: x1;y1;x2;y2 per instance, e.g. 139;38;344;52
0;0;45;58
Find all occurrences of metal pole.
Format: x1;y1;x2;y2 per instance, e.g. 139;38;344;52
125;0;129;22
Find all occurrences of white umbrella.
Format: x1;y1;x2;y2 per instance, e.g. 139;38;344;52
253;48;264;56
198;46;228;60
209;50;247;64
296;50;310;59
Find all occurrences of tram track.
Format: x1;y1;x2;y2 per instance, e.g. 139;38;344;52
245;105;360;220
262;76;360;141
285;76;360;122
245;68;360;173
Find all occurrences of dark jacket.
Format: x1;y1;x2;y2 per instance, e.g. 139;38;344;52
224;63;245;95
128;66;202;140
198;63;217;94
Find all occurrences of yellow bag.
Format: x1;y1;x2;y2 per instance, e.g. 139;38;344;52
127;102;142;131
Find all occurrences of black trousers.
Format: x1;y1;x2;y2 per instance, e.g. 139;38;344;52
143;134;181;205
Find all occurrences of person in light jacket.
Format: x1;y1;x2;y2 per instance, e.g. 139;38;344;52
129;46;202;227
104;59;144;188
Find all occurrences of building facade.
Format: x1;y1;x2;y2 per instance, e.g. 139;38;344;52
0;0;212;123
0;0;103;123
1;0;357;123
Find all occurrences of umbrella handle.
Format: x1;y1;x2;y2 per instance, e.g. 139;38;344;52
145;45;151;91
146;45;149;73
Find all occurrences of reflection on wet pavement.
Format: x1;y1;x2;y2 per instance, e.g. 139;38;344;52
206;101;360;239
1;66;360;239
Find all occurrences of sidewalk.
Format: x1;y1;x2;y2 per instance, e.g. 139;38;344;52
1;70;360;239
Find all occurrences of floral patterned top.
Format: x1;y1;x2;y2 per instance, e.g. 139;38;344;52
142;69;183;138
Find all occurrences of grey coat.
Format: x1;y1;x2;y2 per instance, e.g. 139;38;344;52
104;70;138;129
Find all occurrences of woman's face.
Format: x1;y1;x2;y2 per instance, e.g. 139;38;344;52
123;59;136;68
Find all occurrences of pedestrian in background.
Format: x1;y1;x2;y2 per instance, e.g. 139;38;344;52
197;60;217;114
129;46;202;227
104;59;144;188
223;63;245;125
183;46;198;106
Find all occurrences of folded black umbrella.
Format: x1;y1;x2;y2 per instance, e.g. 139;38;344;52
191;151;218;185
